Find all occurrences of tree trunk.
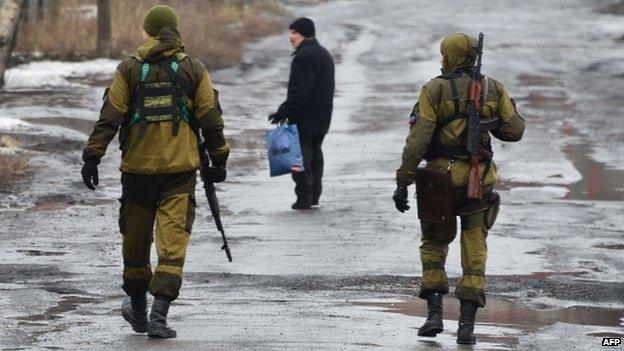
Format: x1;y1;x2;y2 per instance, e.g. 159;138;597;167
96;0;112;57
36;0;44;20
0;0;26;87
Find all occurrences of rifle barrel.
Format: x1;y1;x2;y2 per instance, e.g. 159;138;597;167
197;139;233;263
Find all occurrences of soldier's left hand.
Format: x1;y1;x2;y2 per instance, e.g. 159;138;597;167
393;185;410;212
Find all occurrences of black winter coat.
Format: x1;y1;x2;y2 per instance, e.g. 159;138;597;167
277;39;335;138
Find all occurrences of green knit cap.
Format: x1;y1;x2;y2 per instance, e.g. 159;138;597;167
142;5;178;37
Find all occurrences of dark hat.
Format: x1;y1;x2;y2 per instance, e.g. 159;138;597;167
143;5;179;37
289;17;315;38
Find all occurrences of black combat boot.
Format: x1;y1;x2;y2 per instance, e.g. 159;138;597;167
457;300;479;344
121;294;148;333
148;296;177;338
417;292;444;337
291;197;312;210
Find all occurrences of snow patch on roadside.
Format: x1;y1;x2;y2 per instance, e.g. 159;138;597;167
3;59;118;89
0;118;30;130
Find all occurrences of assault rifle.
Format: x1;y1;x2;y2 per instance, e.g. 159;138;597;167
197;136;233;262
466;32;485;199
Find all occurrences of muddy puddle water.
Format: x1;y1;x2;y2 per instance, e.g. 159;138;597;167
563;141;624;201
515;74;624;202
353;297;624;331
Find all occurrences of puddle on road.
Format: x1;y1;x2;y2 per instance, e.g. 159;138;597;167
17;249;67;256
561;124;624;201
524;90;575;111
15;295;98;322
517;74;558;87
353;296;624;332
512;75;624;202
592;244;624;250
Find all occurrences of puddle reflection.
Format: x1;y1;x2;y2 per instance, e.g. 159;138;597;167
353;297;624;331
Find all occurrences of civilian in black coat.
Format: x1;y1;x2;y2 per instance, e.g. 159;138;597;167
269;17;335;210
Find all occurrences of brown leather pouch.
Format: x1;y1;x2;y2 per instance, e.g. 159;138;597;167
415;168;453;224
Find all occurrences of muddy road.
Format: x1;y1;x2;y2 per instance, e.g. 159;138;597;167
1;0;624;350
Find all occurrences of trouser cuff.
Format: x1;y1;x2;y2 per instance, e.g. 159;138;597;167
455;286;486;307
149;271;182;301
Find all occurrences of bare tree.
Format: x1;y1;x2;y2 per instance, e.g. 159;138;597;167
0;0;26;86
36;0;44;21
97;0;112;57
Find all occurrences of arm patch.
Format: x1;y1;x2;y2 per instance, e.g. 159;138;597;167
409;103;420;125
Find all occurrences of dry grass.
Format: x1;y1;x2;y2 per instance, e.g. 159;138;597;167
15;0;96;60
0;154;29;189
15;0;285;69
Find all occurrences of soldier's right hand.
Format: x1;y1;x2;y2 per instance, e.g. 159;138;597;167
81;160;99;191
204;165;227;183
392;185;410;213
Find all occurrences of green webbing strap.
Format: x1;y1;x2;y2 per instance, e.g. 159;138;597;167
130;63;151;127
168;59;191;125
141;62;150;82
137;63;151;137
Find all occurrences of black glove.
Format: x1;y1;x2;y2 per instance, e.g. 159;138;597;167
81;160;99;191
203;164;227;183
268;112;287;125
393;185;410;213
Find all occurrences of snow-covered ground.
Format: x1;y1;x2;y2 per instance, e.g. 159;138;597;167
1;0;623;350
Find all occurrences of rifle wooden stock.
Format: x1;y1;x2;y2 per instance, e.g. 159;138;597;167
466;32;485;200
469;81;482;111
467;155;482;199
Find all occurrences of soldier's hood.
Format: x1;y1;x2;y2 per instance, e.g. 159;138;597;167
440;33;478;74
137;28;185;62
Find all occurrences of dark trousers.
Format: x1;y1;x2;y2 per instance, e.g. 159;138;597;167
292;134;325;202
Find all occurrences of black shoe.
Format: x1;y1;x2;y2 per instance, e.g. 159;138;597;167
121;295;148;333
291;198;312;210
457;300;479;345
148;296;177;339
417;292;444;337
311;194;320;206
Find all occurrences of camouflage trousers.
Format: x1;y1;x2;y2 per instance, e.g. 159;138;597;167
119;171;196;301
418;186;496;307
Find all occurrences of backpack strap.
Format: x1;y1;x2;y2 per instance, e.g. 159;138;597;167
130;62;151;137
425;77;471;161
436;77;465;128
157;58;194;101
157;58;195;136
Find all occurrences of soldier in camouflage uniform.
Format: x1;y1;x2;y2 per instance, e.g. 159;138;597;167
393;33;525;344
80;5;229;338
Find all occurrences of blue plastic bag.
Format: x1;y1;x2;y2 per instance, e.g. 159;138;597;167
265;124;305;177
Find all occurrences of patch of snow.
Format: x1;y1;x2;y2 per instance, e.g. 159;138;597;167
3;59;118;89
0;118;30;130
